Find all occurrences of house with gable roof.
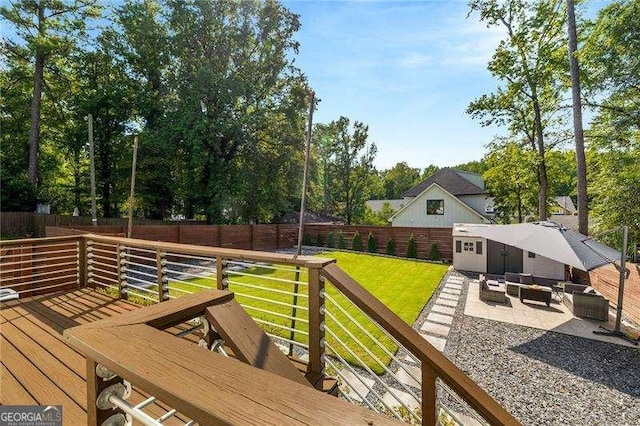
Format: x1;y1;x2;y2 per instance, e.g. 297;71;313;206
390;168;493;228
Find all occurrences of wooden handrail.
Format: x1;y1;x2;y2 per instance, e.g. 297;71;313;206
64;291;400;425
0;235;83;247
83;234;335;269
321;263;520;426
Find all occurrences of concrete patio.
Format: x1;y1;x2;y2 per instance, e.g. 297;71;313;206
464;278;638;348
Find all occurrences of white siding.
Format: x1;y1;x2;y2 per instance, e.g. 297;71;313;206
522;251;565;279
453;237;487;273
392;185;490;228
457;194;486;216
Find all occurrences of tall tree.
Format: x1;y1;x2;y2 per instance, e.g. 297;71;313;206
1;0;101;189
381;162;421;199
318;117;377;224
483;140;538;223
566;0;588;234
582;0;640;247
164;0;304;223
468;0;567;221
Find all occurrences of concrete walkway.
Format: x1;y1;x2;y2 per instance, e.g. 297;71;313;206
417;272;464;352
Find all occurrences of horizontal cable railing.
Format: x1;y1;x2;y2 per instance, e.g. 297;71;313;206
0;236;81;298
2;234;519;425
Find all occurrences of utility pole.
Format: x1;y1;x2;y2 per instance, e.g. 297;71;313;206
88;114;97;227
127;135;139;238
289;91;315;355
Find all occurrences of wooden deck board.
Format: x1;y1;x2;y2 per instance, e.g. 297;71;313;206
1;364;38;405
0;289;193;425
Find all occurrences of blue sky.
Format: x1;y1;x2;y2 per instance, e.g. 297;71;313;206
283;0;605;171
284;0;507;170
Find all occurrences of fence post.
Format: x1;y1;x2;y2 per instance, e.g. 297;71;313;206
156;249;168;302
422;365;437;425
216;256;228;290
308;267;326;383
79;237;88;288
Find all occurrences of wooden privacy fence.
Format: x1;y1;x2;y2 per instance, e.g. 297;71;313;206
573;263;640;325
47;223;454;260
1;212;198;238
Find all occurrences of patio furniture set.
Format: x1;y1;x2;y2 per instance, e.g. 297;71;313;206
478;272;610;321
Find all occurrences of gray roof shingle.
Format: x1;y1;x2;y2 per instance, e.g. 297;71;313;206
402;168;485;197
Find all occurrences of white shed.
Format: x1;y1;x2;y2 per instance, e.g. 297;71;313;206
452;223;565;279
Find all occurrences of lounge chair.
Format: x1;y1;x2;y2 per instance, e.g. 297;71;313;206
479;276;507;304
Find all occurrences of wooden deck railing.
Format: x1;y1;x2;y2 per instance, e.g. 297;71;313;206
0;235;520;425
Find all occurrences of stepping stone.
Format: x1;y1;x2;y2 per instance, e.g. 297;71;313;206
445;283;463;290
439;293;459;301
395;365;421;388
441;288;461;296
338;370;375;402
423;334;446;351
420;322;450;337
382;388;421;412
427;313;453;325
436;299;458;307
447;278;464;283
431;305;456;316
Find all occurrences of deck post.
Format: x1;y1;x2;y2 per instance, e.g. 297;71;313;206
216;256;228;290
86;358;126;425
309;268;325;381
156;249;167;302
422;365;437;426
79;236;88;288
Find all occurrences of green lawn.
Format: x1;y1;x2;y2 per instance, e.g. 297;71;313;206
169;251;447;374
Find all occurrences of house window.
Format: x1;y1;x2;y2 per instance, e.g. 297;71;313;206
455;240;461;253
476;241;483;254
463;242;474;252
528;251;536;258
426;199;444;215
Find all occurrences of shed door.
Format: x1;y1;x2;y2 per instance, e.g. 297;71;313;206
487;240;523;274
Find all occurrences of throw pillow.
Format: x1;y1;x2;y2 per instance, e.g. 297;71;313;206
583;286;598;294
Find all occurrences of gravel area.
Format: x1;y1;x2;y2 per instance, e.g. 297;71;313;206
444;273;640;426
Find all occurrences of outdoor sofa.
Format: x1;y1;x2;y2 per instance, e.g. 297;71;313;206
504;272;557;296
563;283;610;321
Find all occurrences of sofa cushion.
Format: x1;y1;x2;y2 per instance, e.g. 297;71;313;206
505;272;520;283
519;274;534;285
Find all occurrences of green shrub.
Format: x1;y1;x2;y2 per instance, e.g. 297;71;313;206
338;231;346;249
385;238;396;256
327;231;335;248
316;234;324;247
352;231;362;251
367;232;376;253
407;234;417;258
303;232;312;246
430;243;440;261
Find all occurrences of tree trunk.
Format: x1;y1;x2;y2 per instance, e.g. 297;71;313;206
566;0;588;235
517;191;523;223
27;54;45;186
532;99;548;221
